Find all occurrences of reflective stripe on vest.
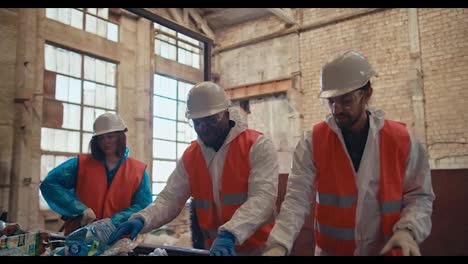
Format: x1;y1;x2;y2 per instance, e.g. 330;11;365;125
316;222;355;240
312;120;409;255
222;192;248;205
183;129;274;251
192;199;211;210
316;192;356;208
76;154;146;220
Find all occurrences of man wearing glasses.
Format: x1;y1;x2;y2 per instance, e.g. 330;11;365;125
262;50;434;256
108;81;279;256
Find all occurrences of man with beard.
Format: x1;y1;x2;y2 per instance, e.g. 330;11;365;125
108;81;279;256
262;50;434;256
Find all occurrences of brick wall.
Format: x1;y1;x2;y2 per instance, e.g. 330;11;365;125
418;8;468;169
216;8;468;168
300;8;413;132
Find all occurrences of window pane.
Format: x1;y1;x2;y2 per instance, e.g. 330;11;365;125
152;160;175;182
95;84;106;108
58;8;71;25
63;103;81;130
177;122;197;143
43;128;79;153
178;81;192;102
83;81;96;106
177;101;186;122
97;8;108;19
151;182;166;195
84;56;95;81
41;155;54;181
155;40;161;55
192;53;200;69
56;48;70;75
168;45;176;60
82;132;93;153
177;143;190;159
153;96;176;119
46;8;58;20
68;130;80;153
70;8;83;29
95;59;106;84
105;62;116;86
154;75;176;98
87;8;97;15
153;117;176;141
83;107;95;132
41;128;52;151
45;44;57;72
106;86;116;110
160;42;169;59
85;14;97;34
153;139;176;159
68;77;82;104
178;48;186;65
69;52;82;78
53;129;66;152
97;18;107;38
55;74;69;102
186;51;193;66
107;22;118;42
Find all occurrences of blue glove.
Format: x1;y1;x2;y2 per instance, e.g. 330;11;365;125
107;217;144;245
209;230;236;256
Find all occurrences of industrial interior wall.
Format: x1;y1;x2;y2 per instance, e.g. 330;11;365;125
418;8;468;169
215;15;297;174
0;8;18;220
215;8;468;255
0;8;155;230
300;8;468;169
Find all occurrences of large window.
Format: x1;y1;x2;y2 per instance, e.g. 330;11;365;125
154;23;201;69
46;8;119;42
152;74;197;200
40;43;118;210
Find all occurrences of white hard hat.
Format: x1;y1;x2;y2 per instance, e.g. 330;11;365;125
319;50;377;99
185;81;231;119
93;113;127;137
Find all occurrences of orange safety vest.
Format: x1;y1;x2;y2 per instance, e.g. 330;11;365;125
183;129;274;251
312;120;410;256
76;154;146;220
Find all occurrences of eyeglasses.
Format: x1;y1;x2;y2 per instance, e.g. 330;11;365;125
189;111;225;128
327;90;364;109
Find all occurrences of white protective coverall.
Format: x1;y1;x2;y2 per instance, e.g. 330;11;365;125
130;108;279;254
266;108;434;256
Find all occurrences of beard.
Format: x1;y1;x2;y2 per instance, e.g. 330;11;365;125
334;112;361;129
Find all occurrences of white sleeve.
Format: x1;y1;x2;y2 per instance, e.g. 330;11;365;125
130;158;191;234
265;130;316;255
220;135;279;244
393;134;435;243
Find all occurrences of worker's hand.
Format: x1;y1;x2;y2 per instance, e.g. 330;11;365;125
107;217;144;245
380;229;421;256
262;245;287;256
209;230;236;256
80;208;96;227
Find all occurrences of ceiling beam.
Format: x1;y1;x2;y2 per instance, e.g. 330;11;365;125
187;8;215;40
167;8;184;25
183;8;189;25
266;8;296;25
